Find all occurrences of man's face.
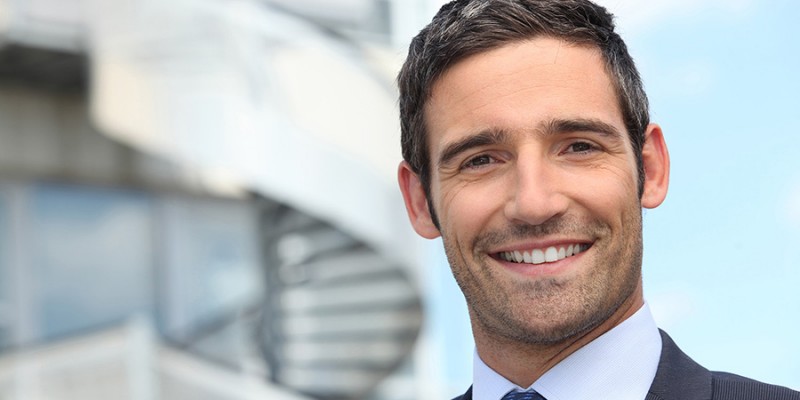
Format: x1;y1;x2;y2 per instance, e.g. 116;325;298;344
399;38;669;346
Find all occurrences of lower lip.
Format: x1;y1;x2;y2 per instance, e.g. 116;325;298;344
495;250;586;277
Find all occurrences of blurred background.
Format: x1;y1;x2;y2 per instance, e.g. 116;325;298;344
0;0;797;399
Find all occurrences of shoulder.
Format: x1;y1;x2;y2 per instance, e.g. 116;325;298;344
711;371;800;400
649;331;800;400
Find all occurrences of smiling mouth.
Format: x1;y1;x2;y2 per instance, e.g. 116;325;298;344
497;243;591;265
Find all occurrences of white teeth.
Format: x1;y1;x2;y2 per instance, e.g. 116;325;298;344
532;249;545;264
544;247;558;262
499;243;588;265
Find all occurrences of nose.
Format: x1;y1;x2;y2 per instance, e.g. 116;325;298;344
503;153;570;226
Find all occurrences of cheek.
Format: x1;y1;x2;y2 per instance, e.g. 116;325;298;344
570;166;639;211
438;179;507;235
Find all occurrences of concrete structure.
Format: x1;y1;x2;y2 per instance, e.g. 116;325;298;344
0;0;435;399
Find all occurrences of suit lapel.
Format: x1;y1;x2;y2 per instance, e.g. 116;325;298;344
646;330;713;400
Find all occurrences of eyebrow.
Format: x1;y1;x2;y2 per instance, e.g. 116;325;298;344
437;129;509;168
543;118;623;139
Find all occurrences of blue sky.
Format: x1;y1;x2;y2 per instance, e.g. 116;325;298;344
633;0;800;387
423;0;800;394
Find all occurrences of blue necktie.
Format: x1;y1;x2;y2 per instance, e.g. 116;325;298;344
501;390;546;400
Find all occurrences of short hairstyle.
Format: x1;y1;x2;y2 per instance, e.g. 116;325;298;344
398;0;649;227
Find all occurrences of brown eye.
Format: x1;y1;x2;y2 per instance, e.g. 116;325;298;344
463;155;494;169
568;142;594;153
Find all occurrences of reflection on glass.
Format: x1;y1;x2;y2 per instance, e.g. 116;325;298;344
161;197;262;340
0;189;8;349
30;184;154;340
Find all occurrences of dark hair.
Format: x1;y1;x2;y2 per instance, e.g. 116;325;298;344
398;0;649;227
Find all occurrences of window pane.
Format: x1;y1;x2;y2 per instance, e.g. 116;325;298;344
160;196;262;340
30;184;154;340
0;187;10;348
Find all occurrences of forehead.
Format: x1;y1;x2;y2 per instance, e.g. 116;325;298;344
424;38;625;150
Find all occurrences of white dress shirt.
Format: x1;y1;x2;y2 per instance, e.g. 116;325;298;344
472;304;662;400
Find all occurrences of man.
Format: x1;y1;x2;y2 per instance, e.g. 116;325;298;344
396;1;800;399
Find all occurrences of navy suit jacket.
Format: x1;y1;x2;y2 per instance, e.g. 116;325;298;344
453;331;800;400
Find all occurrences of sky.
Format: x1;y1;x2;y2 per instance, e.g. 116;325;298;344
629;0;800;387
421;0;800;395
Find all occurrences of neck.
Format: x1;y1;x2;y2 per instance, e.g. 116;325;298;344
474;286;644;388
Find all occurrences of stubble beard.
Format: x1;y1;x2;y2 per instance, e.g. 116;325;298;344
444;210;643;347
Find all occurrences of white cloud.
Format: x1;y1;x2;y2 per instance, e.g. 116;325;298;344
786;183;800;226
661;60;717;96
595;0;755;36
648;287;698;330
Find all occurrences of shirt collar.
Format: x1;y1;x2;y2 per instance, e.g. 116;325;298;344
473;303;662;400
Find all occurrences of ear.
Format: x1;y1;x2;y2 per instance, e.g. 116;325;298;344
398;161;441;239
640;123;670;209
